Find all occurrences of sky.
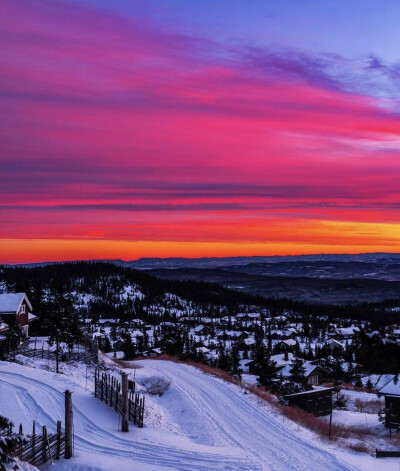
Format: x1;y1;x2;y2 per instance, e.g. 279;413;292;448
1;0;400;263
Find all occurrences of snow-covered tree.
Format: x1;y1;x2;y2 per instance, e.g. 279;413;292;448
0;415;25;471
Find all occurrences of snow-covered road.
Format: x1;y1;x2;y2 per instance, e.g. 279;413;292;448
0;360;394;470
138;360;362;471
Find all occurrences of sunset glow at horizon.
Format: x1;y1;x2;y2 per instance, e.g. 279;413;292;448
1;0;400;263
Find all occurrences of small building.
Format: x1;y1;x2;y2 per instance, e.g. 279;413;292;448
327;339;344;351
0;293;37;337
98;319;119;327
278;338;297;350
377;377;400;428
239;359;256;374
145;348;162;357
284;388;334;416
331;325;359;340
159;322;175;332
277;361;330;386
193;325;211;336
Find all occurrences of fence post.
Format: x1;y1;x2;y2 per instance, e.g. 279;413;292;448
56;420;61;459
42;426;47;463
32;420;36;459
65;390;73;459
121;372;129;432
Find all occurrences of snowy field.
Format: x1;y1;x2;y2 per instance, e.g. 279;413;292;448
0;358;398;471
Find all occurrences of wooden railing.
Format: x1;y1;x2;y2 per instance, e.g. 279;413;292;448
0;421;66;467
94;368;145;428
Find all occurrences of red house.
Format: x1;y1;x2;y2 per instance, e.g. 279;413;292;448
0;293;36;337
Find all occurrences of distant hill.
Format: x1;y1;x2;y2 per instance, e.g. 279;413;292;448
123;253;400;271
9;252;400;278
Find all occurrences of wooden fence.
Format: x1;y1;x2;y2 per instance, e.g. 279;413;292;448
0;389;73;467
94;368;145;428
17;345;98;363
16;338;98;364
0;421;66;467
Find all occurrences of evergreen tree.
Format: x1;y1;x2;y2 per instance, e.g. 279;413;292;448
4;319;27;360
252;337;266;374
258;354;278;390
0;415;25;471
283;356;311;394
46;292;82;373
354;374;363;388
331;357;345;385
122;333;136;360
230;344;242;379
217;344;231;372
334;394;347;410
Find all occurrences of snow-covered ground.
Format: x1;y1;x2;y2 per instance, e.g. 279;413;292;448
0;358;398;470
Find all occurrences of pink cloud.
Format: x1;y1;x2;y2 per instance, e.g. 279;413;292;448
0;0;400;254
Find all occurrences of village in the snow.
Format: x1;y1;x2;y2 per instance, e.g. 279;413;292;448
0;262;399;471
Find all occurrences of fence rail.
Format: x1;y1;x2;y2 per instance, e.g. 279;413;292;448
17;346;98;363
95;368;145;428
0;421;66;467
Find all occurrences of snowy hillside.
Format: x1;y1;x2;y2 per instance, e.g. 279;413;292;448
0;358;396;471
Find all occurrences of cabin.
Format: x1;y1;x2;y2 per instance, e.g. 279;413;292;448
330;325;359;340
278;338;297;350
327;339;344;351
98;319;119;327
159;322;175;332
277;361;330;386
193;325;211;336
145;348;162;357
271;351;293;368
239;359;256;374
378;377;400;428
284;388;333;416
236;313;261;322
217;330;249;341
0;293;36;337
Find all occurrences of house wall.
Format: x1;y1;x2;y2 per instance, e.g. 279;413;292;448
384;396;400;428
16;299;29;327
286;391;332;416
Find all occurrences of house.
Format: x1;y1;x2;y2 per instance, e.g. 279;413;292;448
377;377;400;428
196;346;210;355
271;351;294;368
145;348;162;357
242;337;256;350
239;359;256;374
278;338;297;350
327;339;344;351
277;360;330;386
331;325;360;340
0;293;37;337
98;319;119;327
236;313;261;322
217;330;249;341
284;388;334;416
159;322;175;332
193;325;211;336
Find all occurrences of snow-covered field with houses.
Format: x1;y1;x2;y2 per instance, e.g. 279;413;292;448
0;356;397;471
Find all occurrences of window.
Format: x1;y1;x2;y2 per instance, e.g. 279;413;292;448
19;304;26;314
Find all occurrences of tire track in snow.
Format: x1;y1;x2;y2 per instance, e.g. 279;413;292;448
0;368;251;471
141;361;361;471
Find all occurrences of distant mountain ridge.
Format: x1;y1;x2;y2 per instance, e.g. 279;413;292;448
6;252;400;270
124;253;400;269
